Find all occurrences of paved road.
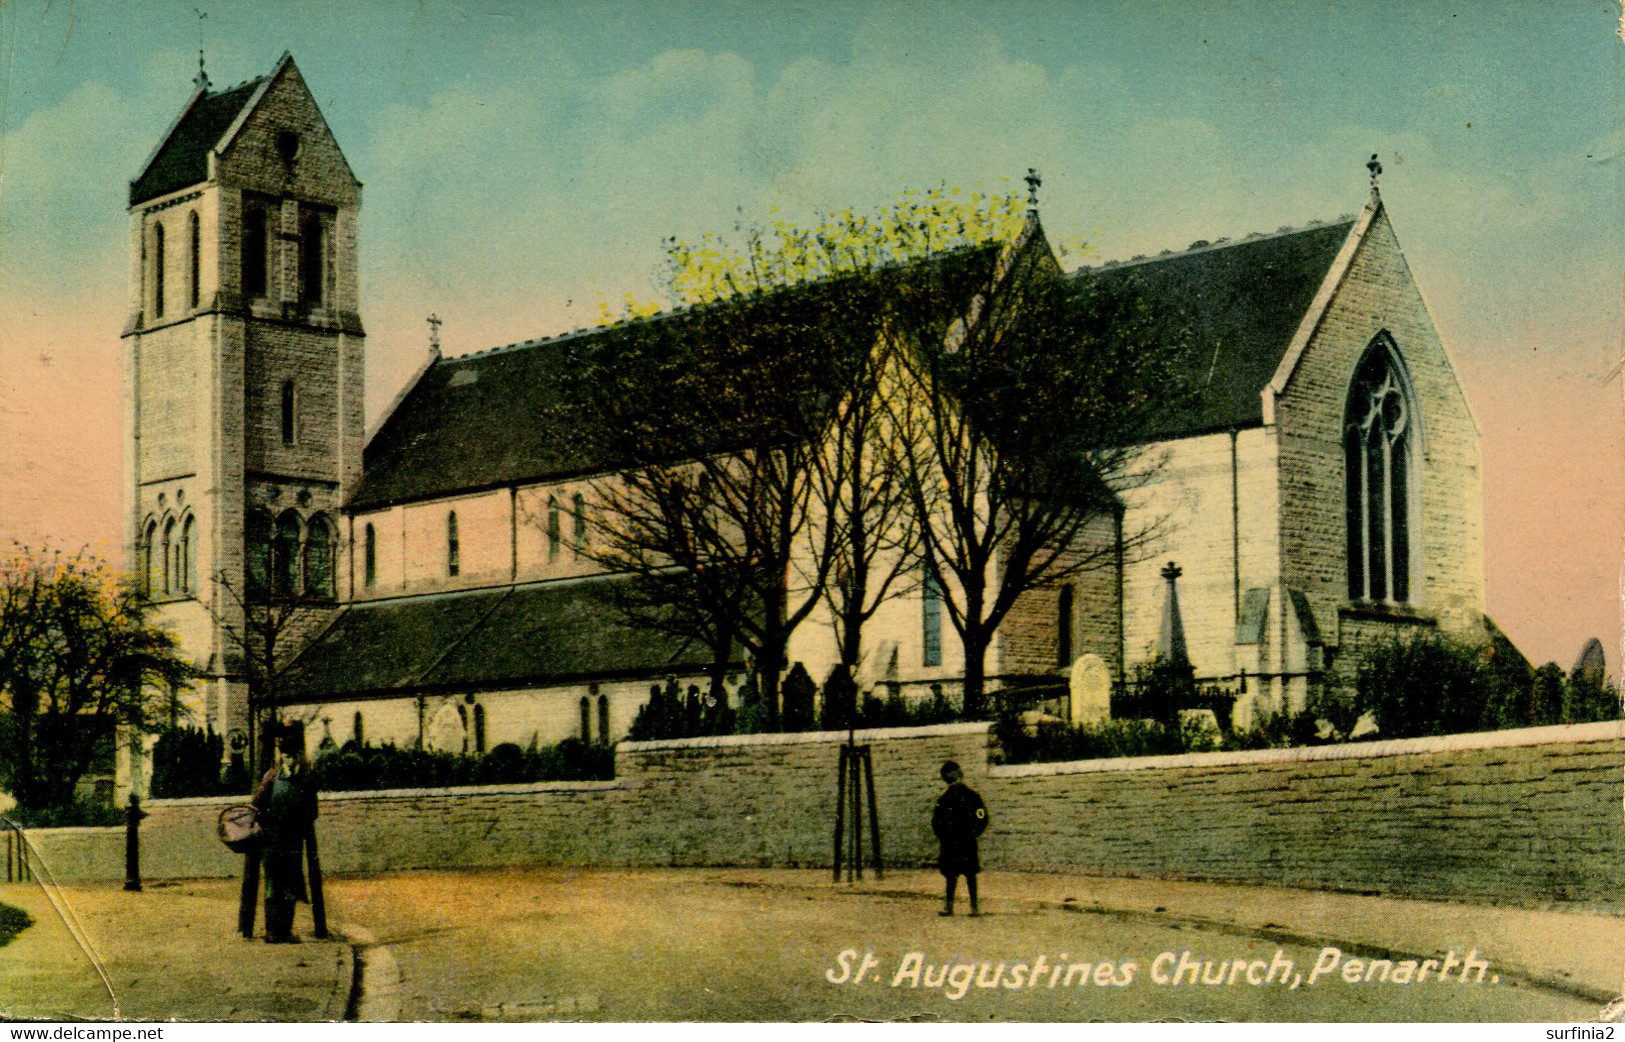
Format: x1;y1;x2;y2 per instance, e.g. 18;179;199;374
311;867;1600;1022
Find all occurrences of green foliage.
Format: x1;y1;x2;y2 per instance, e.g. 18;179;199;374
0;547;195;814
0;902;33;949
311;737;613;792
852;688;960;730
149;726;231;799
1351;631;1621;739
994;714;1186;764
7;797;124;828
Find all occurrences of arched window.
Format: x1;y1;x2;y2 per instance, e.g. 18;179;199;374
597;693;610;744
273;511;302;597
922;567;942;667
280;380;296;446
447;511;460;577
188;211;201;310
299;211;324;307
473;705;486;754
1345;338;1414;603
572;493;586;554
547;495;561;560
579;696;591;741
161;518;175;596
363;523;377;588
1057;585;1074;670
143;520;159;597
180;514;196;595
152;223;166;318
246;510;272;597
352;711;364;746
243;207;268;299
305;515;334;599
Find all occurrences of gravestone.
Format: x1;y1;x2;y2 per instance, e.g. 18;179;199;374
1069;653;1112;725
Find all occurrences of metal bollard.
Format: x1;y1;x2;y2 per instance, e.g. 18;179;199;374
123;793;146;892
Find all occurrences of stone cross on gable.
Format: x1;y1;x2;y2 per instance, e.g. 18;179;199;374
427;313;442;357
1367;153;1383;187
1024;167;1042;215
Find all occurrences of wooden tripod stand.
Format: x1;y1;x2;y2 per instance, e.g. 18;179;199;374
832;738;883;882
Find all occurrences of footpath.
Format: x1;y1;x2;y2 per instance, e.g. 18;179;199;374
1;868;1619;1021
0;881;352;1022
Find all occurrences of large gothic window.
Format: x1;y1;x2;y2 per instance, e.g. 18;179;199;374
1345;339;1413;604
161;518;175;596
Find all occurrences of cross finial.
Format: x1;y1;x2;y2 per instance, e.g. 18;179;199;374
1024;167;1042;216
1366;153;1382;188
427;313;442;356
192;10;211;90
1161;560;1182;582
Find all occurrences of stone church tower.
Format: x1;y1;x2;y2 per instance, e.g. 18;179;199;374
123;53;363;751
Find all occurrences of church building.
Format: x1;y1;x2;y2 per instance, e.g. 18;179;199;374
124;55;1486;758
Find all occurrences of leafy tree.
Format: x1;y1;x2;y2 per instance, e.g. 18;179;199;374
0;548;193;812
882;213;1196;717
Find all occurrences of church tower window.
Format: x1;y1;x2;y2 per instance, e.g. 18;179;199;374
305;515;334;599
281;381;296;445
246;511;272;597
447;511;460;577
922;568;942;667
243;206;268;299
179;514;196;595
273;511;302;597
161;518;175;596
152;223;166;318
299;211;325;307
188;211;201;310
1345;337;1414;604
143;520;159;597
363;523;377;587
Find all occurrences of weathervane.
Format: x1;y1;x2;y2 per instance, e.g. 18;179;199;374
427;313;443;357
1366;153;1383;188
1024;167;1042;216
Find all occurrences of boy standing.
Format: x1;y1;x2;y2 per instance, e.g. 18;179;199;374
931;760;988;916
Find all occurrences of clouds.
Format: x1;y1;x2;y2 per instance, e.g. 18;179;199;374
0;1;1616;664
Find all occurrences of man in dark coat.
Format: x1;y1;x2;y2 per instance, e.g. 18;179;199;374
931;760;988;916
252;723;318;943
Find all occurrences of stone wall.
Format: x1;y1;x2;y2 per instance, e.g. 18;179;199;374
23;721;1622;911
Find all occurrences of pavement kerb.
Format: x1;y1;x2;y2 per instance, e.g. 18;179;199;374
333;922;401;1023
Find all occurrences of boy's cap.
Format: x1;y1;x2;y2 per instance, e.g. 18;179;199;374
940;760;961;780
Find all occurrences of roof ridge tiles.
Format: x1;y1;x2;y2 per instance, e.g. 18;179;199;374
1071;214;1354;273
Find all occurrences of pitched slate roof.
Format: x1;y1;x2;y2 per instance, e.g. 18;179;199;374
1073;220;1356;438
350;335;601;511
130;78;264;206
278;576;717;703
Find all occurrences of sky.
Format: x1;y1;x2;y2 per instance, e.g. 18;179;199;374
0;0;1619;670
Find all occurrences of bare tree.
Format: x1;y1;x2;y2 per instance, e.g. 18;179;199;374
883;224;1196;717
